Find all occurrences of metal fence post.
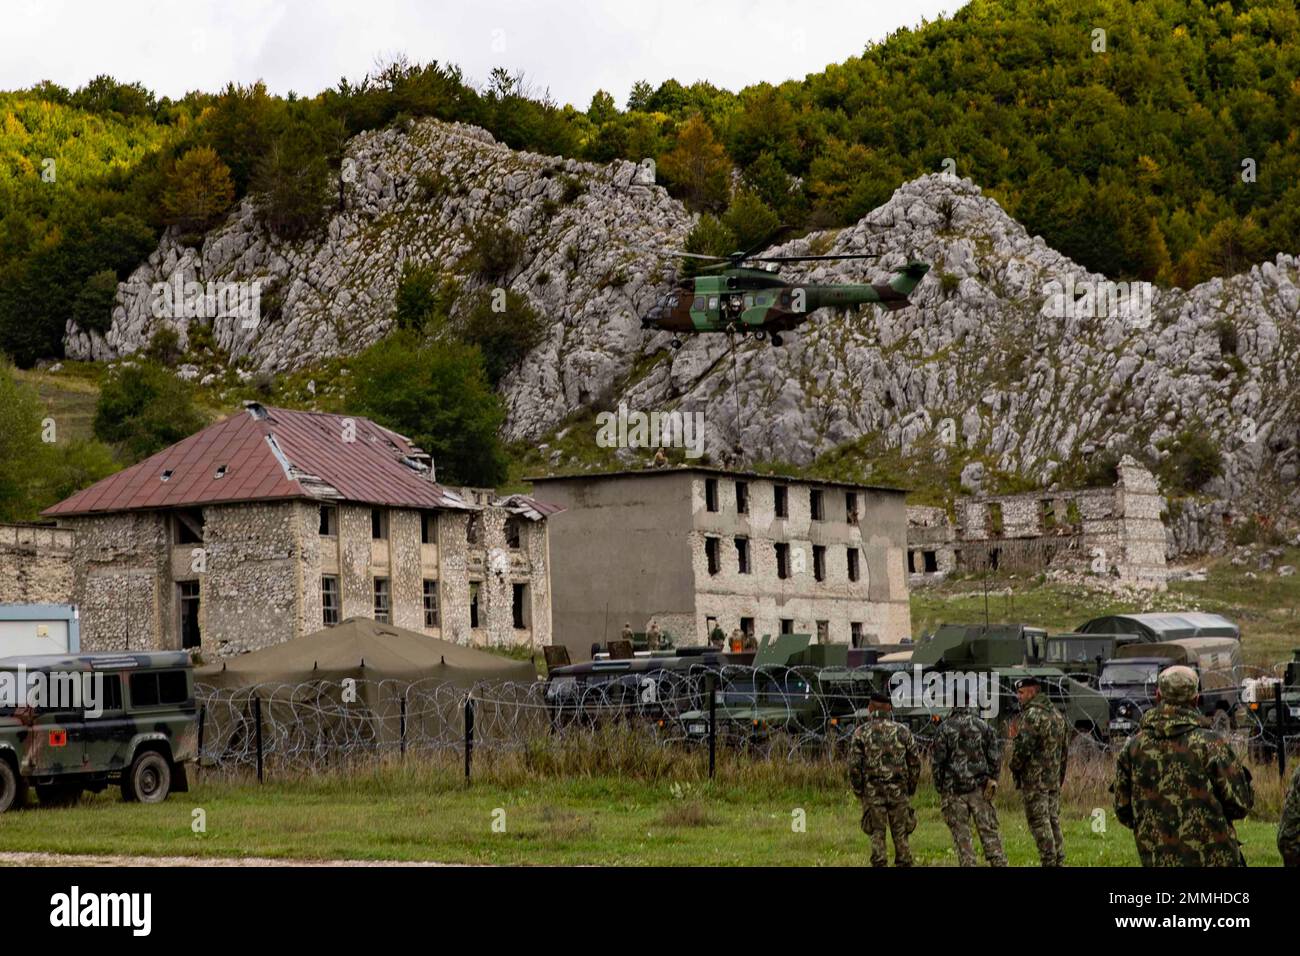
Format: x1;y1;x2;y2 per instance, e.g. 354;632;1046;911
464;694;475;784
1278;692;1288;780
400;693;408;759
253;695;264;784
708;672;717;780
196;703;206;769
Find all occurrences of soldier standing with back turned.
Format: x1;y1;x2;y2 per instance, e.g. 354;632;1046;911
1113;666;1254;866
1280;762;1300;867
849;692;921;867
1009;676;1069;866
932;704;1007;866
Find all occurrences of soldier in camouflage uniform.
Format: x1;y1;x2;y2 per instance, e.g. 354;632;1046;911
1280;763;1300;867
1009;676;1069;866
849;692;921;867
1114;666;1254;866
932;704;1007;867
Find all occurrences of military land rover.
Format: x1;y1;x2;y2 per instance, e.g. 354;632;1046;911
0;651;199;812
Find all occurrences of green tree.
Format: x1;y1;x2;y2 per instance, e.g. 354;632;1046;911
679;214;736;277
93;362;206;462
70;270;121;335
251;126;332;240
449;289;547;387
346;331;508;486
41;438;119;510
658;115;732;212
393;262;450;332
0;361;46;521
722;190;781;251
161;146;235;235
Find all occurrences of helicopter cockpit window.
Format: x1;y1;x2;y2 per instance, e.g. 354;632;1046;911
708;296;718;310
744;294;754;308
693;297;705;311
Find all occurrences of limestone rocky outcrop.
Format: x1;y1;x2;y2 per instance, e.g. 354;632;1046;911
66;117;1300;527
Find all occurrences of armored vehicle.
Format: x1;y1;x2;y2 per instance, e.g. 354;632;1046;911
0;651;198;812
884;625;1110;741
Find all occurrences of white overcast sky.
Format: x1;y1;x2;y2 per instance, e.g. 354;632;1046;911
3;0;963;108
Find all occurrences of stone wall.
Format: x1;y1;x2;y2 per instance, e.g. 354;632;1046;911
203;502;305;655
0;524;75;605
905;456;1169;590
62;512;167;652
54;499;550;657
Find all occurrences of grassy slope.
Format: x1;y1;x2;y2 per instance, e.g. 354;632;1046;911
913;547;1300;670
0;759;1286;866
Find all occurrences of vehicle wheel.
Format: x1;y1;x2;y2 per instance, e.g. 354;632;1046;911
770;333;783;346
122;751;172;804
0;761;25;813
670;338;683;350
35;782;83;807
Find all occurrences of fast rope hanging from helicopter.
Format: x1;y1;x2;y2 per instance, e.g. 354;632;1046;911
727;326;747;468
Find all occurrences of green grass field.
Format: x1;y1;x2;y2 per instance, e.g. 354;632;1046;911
0;755;1289;866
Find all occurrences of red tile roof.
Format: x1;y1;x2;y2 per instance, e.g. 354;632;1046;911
43;404;477;517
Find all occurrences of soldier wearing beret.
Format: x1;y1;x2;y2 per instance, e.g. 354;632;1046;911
849;691;922;867
1113;665;1254;867
1009;675;1069;866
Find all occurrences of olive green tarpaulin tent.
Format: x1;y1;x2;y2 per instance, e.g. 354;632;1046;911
194;618;542;770
196;616;537;687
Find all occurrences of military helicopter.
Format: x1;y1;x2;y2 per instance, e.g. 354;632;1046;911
640;244;930;348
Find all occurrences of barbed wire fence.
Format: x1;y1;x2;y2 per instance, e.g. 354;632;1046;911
193;663;1299;782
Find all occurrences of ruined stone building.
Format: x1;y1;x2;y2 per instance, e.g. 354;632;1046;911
530;468;912;661
906;456;1169;590
37;403;558;657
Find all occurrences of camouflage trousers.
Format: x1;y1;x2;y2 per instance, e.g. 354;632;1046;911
861;783;916;867
940;788;1007;867
1022;785;1065;866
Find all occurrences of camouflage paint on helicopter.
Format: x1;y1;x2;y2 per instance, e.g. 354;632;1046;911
641;249;930;347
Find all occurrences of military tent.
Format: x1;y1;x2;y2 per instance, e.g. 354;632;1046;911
196;616;537;687
194;618;540;770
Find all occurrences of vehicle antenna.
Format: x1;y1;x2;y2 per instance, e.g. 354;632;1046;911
729;329;744;464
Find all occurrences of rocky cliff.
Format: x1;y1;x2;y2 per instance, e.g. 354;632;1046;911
66;117;1300;526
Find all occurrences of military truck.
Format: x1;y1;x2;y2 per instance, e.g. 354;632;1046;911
1040;632;1142;685
1243;649;1300;760
0;652;198;812
1100;637;1242;737
850;625;1110;742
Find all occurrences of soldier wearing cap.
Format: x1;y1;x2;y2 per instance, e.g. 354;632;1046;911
1009;675;1069;866
932;702;1007;867
848;691;921;867
1113;665;1254;867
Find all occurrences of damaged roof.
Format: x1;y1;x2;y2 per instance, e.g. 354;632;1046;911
492;493;566;522
43;403;481;516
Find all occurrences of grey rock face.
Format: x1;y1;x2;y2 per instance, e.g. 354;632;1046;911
67;121;1300;518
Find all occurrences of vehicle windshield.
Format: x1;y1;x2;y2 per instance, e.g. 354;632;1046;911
1100;662;1159;687
1047;639;1106;662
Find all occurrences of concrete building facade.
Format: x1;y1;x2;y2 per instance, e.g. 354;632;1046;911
38;404;558;657
530;468;912;661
